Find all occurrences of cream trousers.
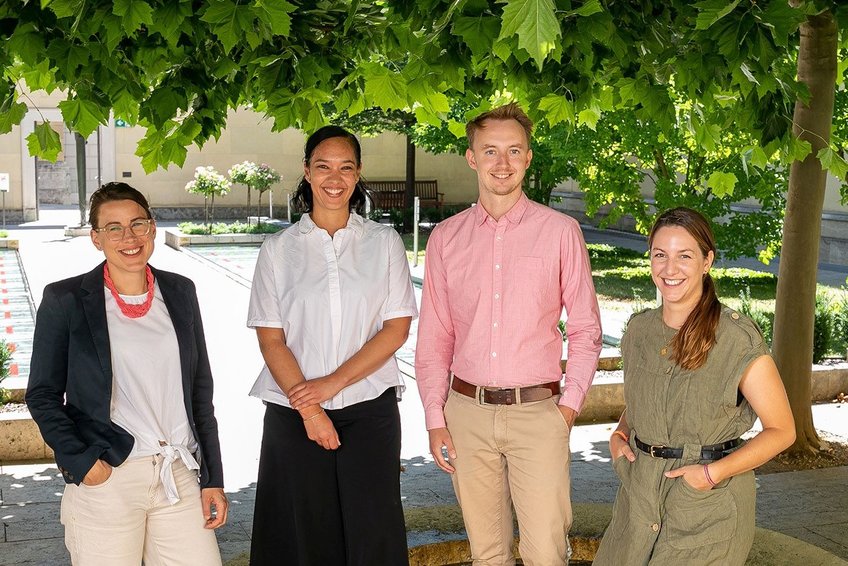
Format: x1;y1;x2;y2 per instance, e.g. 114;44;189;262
60;455;222;566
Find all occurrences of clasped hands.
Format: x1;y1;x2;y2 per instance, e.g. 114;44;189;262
289;375;344;451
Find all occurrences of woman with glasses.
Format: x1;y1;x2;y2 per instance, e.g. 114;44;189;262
26;182;228;565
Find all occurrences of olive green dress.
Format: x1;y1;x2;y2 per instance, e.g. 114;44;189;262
594;306;769;566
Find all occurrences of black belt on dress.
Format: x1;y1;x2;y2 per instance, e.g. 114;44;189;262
635;435;742;461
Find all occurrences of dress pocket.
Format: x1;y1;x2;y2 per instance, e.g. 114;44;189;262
663;477;737;549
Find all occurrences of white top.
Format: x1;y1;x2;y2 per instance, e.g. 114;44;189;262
247;212;418;409
106;281;199;504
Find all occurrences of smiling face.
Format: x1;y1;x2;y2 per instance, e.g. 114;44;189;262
303;136;361;218
650;225;714;314
465;118;533;201
90;199;155;283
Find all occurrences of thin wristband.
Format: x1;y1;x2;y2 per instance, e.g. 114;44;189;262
302;409;324;422
611;430;629;443
703;464;717;487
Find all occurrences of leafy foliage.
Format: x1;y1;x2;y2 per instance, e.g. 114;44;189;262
185;166;231;231
228;161;281;220
0;339;13;405
177;221;282;235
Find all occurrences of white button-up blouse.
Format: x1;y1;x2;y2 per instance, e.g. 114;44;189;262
247;212;418;409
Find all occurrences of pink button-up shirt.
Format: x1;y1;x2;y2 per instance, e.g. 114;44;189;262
415;193;602;430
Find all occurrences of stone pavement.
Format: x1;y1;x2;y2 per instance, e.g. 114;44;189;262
1;210;847;565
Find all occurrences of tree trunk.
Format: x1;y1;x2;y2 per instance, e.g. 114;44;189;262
247;185;252;216
771;11;837;455
404;130;416;232
74;132;86;226
257;191;263;226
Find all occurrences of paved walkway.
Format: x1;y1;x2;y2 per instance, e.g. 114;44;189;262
0;210;846;564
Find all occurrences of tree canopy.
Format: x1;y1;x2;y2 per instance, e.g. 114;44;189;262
2;1;844;186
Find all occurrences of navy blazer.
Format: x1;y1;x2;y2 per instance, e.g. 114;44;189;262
25;262;224;488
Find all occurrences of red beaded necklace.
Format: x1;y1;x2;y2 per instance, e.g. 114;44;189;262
103;264;155;318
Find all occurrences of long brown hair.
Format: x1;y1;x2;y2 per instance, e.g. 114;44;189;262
649;207;720;370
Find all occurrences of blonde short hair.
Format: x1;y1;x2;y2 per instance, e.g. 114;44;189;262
465;103;534;148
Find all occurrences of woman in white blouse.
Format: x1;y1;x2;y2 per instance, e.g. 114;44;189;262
26;182;227;565
247;126;417;565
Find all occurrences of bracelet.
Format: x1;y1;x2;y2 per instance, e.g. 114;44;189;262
611;430;629;443
703;464;717;487
302;409;324;423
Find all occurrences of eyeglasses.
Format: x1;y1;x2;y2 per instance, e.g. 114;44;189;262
94;219;154;242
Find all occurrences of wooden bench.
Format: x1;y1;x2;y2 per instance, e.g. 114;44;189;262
367;180;443;210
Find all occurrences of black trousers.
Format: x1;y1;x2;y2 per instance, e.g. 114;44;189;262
249;388;409;566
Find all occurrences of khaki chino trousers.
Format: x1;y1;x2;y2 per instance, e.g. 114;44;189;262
444;389;572;566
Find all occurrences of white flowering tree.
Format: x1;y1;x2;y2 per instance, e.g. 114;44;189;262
229;161;281;223
185;166;231;233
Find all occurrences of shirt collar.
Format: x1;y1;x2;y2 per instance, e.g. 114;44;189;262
473;192;530;226
298;212;365;236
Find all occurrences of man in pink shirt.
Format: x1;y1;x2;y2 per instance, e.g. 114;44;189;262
416;103;602;565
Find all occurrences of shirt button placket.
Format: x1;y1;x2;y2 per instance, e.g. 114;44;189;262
491;224;505;385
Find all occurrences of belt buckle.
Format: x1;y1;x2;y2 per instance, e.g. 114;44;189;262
649;445;666;458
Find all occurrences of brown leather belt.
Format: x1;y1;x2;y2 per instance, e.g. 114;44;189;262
451;376;560;405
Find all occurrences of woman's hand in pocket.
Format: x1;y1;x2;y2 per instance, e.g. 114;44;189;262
82;459;112;486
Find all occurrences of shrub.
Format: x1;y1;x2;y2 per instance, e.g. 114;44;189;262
813;293;835;364
0;339;13;405
178;222;283;235
185;166;231;232
228;161;281;221
738;287;774;345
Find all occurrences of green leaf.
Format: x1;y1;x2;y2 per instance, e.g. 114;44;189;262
112;0;154;34
787;137;812;162
759;0;805;47
26;122;62;162
577;107;601;130
499;0;561;70
255;0;295;36
453;15;501;58
58;98;109;137
8;23;45;65
201;0;255;52
818;147;848;180
572;0;603;17
538;94;575;125
142;87;186;128
0;100;27;134
43;0;84;19
706;171;737;197
22;59;56;92
694;122;722;151
447;119;466;139
694;0;741;30
149;2;189;44
750;145;768;169
363;66;408;111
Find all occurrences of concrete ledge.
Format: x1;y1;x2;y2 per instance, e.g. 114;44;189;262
164;228;272;249
63;226;90;237
0;238;19;249
401;503;847;566
577;363;848;425
0;410;53;461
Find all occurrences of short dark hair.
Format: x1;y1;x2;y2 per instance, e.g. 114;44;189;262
88;182;153;228
293;125;371;214
466;102;534;148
